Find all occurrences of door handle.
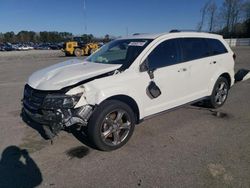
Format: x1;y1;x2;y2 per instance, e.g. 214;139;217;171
178;68;187;72
210;61;217;64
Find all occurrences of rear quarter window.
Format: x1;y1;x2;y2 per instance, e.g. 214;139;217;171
206;38;228;55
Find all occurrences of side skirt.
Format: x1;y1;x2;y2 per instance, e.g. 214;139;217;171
139;96;210;123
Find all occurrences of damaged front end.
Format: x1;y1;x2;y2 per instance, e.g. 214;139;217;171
22;84;94;138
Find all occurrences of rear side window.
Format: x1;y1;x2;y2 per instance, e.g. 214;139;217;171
206;38;228;55
148;39;180;69
179;38;210;62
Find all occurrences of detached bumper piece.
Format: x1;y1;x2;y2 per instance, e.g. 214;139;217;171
235;69;250;82
22;84;93;136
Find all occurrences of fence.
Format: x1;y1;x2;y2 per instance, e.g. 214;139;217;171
225;38;250;47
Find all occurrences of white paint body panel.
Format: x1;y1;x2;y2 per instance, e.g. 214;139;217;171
27;32;235;120
28;59;121;90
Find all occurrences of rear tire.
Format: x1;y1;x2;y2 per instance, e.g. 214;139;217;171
87;100;135;151
208;77;229;108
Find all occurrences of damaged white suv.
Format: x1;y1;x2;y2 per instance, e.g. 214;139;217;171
23;31;235;151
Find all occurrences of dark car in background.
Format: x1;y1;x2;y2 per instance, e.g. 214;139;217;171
34;43;51;50
49;43;62;50
0;44;5;51
0;43;15;51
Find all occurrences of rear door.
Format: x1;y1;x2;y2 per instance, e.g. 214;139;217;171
178;38;212;99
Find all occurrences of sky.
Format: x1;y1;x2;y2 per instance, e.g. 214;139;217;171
0;0;223;37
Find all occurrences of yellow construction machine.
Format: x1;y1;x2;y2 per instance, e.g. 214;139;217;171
62;37;99;57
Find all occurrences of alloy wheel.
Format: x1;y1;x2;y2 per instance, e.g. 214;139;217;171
100;110;131;146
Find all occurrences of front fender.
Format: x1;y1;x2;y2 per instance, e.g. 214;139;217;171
72;83;144;119
85;84;133;105
68;83;134;107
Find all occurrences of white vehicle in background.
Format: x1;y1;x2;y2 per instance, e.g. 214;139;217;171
17;45;34;51
22;31;235;151
27;45;34;50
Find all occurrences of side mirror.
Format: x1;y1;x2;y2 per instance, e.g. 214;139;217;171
140;58;156;79
141;59;161;99
139;58;149;72
147;81;161;99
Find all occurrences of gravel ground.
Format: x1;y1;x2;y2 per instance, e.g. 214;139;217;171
0;48;249;188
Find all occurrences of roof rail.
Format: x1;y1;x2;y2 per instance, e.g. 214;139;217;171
133;33;148;36
169;29;181;33
169;29;207;33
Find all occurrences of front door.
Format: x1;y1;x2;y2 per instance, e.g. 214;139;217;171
140;39;192;117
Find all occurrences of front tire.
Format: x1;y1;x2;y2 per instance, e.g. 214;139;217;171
208;77;229;108
87;100;135;151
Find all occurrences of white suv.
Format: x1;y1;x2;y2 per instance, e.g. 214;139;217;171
23;31;235;151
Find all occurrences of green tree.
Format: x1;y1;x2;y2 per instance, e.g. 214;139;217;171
4;32;15;43
221;0;244;35
0;33;4;43
104;34;110;43
39;32;49;43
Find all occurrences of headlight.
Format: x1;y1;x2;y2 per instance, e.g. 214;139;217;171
42;93;82;109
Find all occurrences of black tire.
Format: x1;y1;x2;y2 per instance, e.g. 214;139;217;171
208;77;229;108
87;100;135;151
65;52;71;57
86;48;91;56
74;48;82;57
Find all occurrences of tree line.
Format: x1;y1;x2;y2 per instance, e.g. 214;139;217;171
0;31;111;43
198;0;250;38
0;31;74;43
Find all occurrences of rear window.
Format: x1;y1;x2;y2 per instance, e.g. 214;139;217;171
179;38;210;62
206;38;228;55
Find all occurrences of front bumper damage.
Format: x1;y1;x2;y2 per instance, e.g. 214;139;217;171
23;105;93;127
22;84;94;137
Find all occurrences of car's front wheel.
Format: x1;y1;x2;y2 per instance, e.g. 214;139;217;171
87;100;135;151
208;77;229;108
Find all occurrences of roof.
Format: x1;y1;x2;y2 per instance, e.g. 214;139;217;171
120;33;166;40
120;31;222;40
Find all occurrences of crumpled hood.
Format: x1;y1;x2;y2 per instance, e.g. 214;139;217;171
28;59;121;90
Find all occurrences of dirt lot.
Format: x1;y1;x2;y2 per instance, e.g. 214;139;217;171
0;48;249;188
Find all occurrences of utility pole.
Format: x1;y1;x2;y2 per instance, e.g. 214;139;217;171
126;27;129;36
83;0;87;32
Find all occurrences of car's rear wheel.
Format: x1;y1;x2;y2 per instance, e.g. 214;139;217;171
208;77;229;108
87;100;135;151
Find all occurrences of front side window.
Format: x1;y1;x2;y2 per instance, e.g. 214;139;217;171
147;39;180;69
179;38;210;62
87;39;152;70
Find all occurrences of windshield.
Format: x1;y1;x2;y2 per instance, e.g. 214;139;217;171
87;39;152;70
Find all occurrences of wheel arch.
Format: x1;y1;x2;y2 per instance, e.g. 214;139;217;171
220;72;231;87
100;95;140;124
209;70;233;95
